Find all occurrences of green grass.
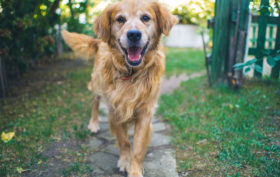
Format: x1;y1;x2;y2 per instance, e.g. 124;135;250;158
0;48;205;176
1;48;278;176
158;77;280;176
0;64;93;176
62;161;93;177
165;48;205;76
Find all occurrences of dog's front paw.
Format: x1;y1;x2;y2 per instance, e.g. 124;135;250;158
128;172;143;177
88;121;100;133
118;156;130;172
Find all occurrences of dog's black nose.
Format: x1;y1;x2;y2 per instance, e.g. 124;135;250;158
127;30;142;43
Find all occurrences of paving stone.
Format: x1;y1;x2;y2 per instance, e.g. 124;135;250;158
89;152;118;172
144;149;178;177
129;120;165;136
149;133;171;147
152;122;166;132
128;125;134;136
104;143;120;156
99;102;109;115
99;115;108;123
152;117;159;123
101;175;124;177
97;131;115;141
90;166;104;175
88;137;103;149
99;122;109;131
160;72;204;95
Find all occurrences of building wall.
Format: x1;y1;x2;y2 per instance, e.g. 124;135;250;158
164;24;208;48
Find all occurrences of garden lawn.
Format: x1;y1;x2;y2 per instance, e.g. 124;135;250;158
0;47;204;176
0;49;203;176
0;62;93;176
158;77;280;176
165;48;205;76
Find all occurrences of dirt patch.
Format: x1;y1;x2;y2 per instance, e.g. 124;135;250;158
6;58;88;98
22;140;82;177
160;72;205;95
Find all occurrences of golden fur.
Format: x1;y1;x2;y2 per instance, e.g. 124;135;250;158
62;0;177;176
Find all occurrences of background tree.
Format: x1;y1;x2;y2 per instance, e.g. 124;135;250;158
0;0;95;97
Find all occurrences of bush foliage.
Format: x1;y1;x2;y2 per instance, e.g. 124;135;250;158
172;0;215;27
0;0;60;76
0;0;93;81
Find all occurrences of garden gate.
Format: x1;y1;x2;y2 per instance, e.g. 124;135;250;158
208;0;280;86
248;0;280;78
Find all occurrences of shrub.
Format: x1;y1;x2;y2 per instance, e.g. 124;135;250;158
172;0;215;27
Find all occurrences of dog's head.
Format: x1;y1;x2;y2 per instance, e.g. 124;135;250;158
94;0;178;67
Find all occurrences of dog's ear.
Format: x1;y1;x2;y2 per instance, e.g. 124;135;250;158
93;3;116;42
152;2;178;36
61;30;100;59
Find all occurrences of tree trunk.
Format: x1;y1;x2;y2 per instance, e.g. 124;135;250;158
0;57;7;98
68;0;74;19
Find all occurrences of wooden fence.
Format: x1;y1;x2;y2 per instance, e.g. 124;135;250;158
248;1;280;78
209;0;280;86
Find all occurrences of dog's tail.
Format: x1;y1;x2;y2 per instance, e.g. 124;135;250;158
61;30;101;59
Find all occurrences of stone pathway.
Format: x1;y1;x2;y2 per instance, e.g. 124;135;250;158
23;72;203;177
88;72;204;177
89;103;177;177
160;72;205;95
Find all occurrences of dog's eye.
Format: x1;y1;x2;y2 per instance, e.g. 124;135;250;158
117;16;126;23
141;15;150;22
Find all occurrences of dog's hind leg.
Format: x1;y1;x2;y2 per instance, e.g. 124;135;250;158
88;94;100;133
109;110;131;172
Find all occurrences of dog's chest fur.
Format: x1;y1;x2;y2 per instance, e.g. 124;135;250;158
89;43;165;122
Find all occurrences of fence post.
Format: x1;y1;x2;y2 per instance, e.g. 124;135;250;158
211;0;231;83
254;0;269;77
211;0;250;85
228;0;250;79
271;14;280;78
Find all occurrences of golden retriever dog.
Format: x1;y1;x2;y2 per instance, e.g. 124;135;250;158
62;0;177;176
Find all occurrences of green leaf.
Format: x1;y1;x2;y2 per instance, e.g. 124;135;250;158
267;57;275;67
274;55;280;61
255;64;263;73
245;58;257;65
263;49;270;56
234;66;244;71
244;67;251;73
233;62;245;71
233;63;245;68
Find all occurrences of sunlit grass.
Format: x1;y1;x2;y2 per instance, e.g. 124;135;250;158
158;77;280;176
164;48;205;76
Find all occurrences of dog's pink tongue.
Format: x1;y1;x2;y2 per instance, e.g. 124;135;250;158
128;47;141;61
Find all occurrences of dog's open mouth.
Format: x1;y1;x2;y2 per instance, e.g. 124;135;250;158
119;41;149;67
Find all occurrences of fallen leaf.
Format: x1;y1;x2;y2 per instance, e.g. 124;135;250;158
196;139;207;145
1;131;15;143
54;155;62;159
16;167;27;174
